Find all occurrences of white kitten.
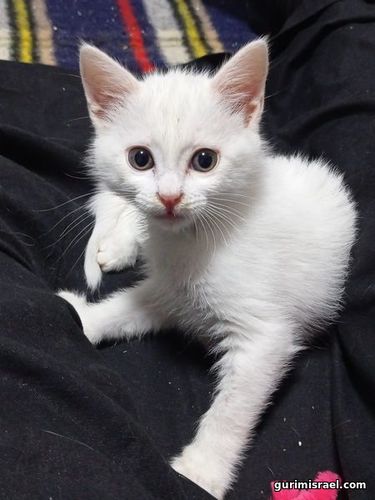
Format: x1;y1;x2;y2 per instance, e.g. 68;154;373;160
59;40;357;499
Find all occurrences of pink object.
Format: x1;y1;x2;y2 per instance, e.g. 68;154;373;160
270;471;342;499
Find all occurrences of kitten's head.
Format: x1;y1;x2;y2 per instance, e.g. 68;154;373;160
81;40;268;232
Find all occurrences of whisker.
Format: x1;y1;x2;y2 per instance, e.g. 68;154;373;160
209;203;247;224
41;204;87;237
67;245;88;277
58;221;95;261
211;212;244;228
212;191;249;199
201;216;211;253
209;196;250;206
195;214;209;252
65;116;90;124
33;189;121;213
208;203;243;228
200;211;217;256
64;172;90;181
264;89;283;101
192;217;199;243
204;208;230;246
58;72;81;79
0;229;35;246
33;193;94;212
208;208;241;234
45;212;93;249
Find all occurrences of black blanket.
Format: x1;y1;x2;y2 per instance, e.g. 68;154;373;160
0;1;374;499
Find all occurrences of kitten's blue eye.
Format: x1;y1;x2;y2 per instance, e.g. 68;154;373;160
191;149;218;172
128;147;154;170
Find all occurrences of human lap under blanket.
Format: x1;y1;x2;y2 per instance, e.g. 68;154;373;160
0;1;374;499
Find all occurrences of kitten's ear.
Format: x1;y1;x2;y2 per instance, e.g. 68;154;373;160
79;44;139;125
212;39;269;126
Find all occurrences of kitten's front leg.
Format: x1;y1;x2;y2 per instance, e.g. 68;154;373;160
171;324;301;499
58;281;163;344
84;190;145;290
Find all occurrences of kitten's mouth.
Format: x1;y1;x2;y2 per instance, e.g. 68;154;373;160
151;209;192;229
154;212;183;222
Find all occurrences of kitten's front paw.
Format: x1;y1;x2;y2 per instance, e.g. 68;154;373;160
96;231;138;272
171;445;229;500
84;228;139;290
57;290;98;344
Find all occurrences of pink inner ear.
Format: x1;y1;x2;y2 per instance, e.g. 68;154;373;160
87;81;127;119
83;66;134;120
80;45;139;122
216;77;264;121
213;40;268;124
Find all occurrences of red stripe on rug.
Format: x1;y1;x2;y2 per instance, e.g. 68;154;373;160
116;0;154;72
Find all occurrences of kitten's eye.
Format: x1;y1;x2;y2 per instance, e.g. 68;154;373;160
191;149;218;172
128;147;154;171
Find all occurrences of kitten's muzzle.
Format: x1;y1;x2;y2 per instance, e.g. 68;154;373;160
157;193;183;216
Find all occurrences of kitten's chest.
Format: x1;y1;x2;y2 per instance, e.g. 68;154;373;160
159;274;221;334
148;241;241;333
146;230;212;284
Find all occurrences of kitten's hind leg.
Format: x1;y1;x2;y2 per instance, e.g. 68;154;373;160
58;281;163;345
84;191;145;290
171;323;301;499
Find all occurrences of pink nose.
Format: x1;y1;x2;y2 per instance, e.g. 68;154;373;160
157;193;183;212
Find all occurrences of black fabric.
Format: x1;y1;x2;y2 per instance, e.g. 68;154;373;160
0;1;374;499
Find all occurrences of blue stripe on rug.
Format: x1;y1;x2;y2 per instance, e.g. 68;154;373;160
205;2;256;53
46;0;137;71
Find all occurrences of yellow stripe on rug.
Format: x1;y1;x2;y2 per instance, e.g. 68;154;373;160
12;0;33;62
143;0;190;65
174;0;206;58
190;0;223;53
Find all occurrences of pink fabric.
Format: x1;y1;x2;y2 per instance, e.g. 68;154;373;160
271;471;341;499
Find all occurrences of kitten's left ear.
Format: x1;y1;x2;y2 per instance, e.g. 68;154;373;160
212;39;269;126
80;44;140;126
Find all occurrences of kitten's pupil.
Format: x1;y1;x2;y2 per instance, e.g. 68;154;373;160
128;147;154;170
192;149;218;172
198;152;212;169
135;150;149;167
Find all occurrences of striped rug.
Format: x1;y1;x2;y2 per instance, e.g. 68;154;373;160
0;0;256;71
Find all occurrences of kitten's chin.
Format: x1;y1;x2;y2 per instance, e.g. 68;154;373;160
148;213;193;233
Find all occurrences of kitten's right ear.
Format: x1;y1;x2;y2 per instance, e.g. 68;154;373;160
79;44;139;125
212;39;268;126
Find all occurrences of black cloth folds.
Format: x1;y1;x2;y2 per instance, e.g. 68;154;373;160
0;1;374;498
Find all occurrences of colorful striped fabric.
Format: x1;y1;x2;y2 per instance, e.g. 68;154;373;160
0;0;255;71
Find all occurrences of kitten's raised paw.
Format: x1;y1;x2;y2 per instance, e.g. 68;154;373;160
84;228;139;290
171;446;229;500
96;232;138;272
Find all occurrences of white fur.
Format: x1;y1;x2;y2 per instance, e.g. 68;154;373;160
59;41;357;499
84;190;145;290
